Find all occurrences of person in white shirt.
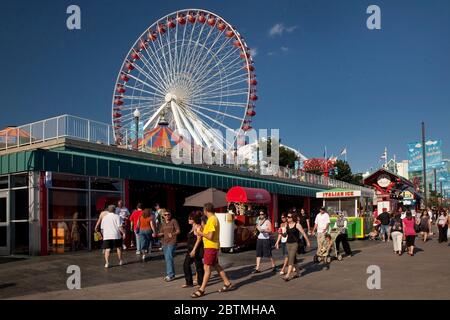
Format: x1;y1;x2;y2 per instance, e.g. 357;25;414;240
100;205;126;268
252;211;276;273
311;207;330;255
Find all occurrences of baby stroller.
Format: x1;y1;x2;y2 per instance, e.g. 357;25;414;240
369;221;381;241
313;228;343;264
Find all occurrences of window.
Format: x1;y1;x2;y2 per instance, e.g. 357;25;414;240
11;189;29;221
48;190;88;220
0;176;8;190
10;174;28;188
90;191;122;220
90;178;122;192
51;173;88;189
48;220;89;253
341;199;356;217
325;200;339;215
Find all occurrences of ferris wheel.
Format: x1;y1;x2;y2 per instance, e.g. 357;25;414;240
112;9;257;152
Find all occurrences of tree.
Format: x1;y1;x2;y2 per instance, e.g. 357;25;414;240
257;137;297;168
330;160;364;186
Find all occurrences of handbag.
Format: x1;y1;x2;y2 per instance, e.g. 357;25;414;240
414;222;421;233
94;231;103;242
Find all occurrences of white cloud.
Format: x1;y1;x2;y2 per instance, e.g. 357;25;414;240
269;23;298;37
249;48;258;57
281;46;289;52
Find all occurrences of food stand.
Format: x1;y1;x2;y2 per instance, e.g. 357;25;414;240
225;186;272;251
316;188;374;239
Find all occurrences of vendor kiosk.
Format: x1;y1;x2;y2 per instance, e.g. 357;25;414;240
225;186;272;251
316;188;374;239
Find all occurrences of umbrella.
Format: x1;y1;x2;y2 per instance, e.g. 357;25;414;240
184;188;227;208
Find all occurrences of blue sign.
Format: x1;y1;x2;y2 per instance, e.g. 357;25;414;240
408;140;443;172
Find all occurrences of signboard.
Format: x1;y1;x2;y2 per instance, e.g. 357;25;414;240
316;190;361;198
408;140;443;172
377;201;390;213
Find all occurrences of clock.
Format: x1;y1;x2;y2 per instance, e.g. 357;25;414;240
377;174;391;188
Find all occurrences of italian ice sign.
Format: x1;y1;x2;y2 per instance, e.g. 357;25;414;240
407;140;443;172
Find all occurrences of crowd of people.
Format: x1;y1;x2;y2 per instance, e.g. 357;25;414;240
371;207;450;256
93;199;449;298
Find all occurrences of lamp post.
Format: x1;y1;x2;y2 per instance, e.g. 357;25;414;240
133;108;141;150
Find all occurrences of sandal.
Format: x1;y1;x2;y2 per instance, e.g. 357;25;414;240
182;284;193;288
218;283;233;293
191;289;205;298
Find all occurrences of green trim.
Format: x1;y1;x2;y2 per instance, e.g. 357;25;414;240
1;148;325;197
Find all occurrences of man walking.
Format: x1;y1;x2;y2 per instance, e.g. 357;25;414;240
191;203;232;298
100;205;125;268
130;203;144;254
116;200;130;250
377;208;391;242
311;207;330;255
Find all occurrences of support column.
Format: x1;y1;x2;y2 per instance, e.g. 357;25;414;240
166;186;176;213
29;172;41;256
304;197;311;213
39;172;48;256
271;193;278;229
124;179;130;209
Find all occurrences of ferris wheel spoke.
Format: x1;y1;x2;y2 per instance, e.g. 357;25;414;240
191;73;248;98
143;102;168;130
148;37;172;86
193;99;247;108
190;114;234;151
156;25;175;86
122;81;165;99
188;33;236;86
185;102;244;121
172;101;203;146
192;48;243;90
183;102;235;132
128;65;168;96
137;52;169;92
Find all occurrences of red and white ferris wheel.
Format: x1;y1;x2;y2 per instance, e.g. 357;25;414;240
112;9;257;151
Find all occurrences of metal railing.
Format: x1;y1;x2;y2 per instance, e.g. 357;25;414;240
0;114;374;194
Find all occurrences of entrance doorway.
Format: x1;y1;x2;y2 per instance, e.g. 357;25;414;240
0;191;9;255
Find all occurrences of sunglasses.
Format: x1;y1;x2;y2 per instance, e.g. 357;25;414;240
281;216;286;219
164;214;171;216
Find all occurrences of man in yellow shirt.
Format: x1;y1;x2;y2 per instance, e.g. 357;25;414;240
191;203;232;298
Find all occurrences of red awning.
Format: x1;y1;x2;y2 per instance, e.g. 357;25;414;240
226;186;271;204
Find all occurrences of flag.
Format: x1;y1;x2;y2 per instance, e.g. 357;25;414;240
323;146;327;159
380;148;387;160
340;147;347;156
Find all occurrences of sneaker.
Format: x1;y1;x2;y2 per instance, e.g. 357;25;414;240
119;260;126;266
136;251;141;255
164;276;174;282
251;269;261;274
122;245;127;250
142;254;146;261
104;263;110;268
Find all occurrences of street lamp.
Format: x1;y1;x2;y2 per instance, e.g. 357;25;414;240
133;108;141;150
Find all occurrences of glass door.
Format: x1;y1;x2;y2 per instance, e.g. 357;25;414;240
0;191;9;255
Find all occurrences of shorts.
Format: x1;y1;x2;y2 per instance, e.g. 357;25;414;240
280;242;288;257
203;248;219;266
405;235;415;247
380;225;389;236
256;239;272;258
102;239;123;250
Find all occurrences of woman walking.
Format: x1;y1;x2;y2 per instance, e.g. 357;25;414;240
183;211;204;288
402;211;417;256
157;209;180;281
437;210;448;243
389;213;403;255
299;209;310;253
275;213;289;275
419;211;431;242
253;211;276;273
283;213;310;281
136;208;157;261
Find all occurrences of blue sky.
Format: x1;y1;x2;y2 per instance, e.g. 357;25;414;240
1;0;449;172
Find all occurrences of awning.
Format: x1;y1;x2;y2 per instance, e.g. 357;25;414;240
226;186;271;204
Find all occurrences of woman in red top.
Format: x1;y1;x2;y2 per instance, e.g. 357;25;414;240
402;211;417;256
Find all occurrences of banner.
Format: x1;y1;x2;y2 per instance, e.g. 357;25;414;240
407;140;443;171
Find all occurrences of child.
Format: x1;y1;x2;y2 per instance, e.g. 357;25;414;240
369;227;379;240
318;234;333;270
